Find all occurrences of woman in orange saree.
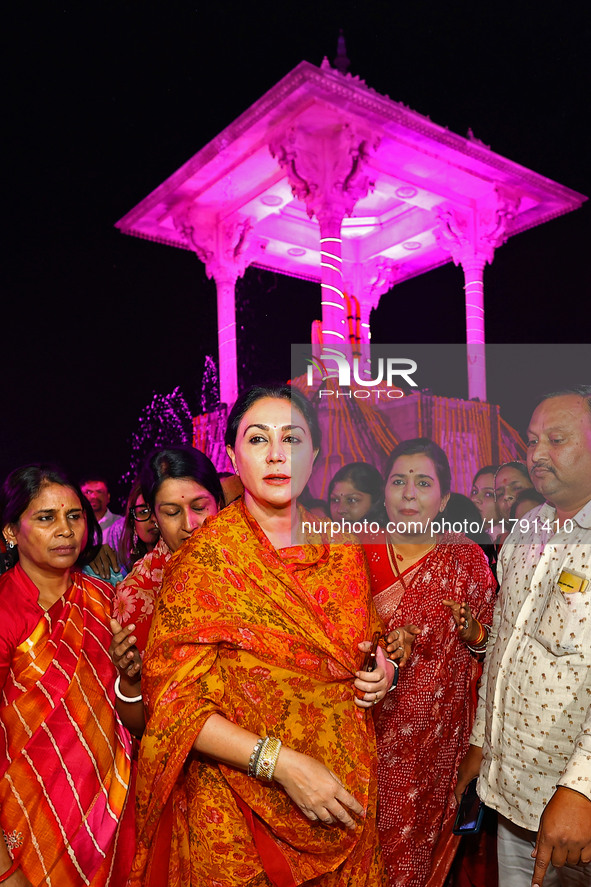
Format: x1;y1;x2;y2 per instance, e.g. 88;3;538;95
129;386;393;887
363;439;497;887
0;465;133;887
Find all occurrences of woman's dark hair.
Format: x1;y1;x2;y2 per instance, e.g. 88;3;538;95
472;465;499;484
327;461;386;522
442;492;497;568
116;476;157;572
140;445;224;512
494;461;531;484
442;493;489;540
297;486;329;517
383;438;452;496
0;463;101;570
225;385;321;451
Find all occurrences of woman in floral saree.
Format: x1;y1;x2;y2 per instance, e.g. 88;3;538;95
129;386;393;887
111;446;224;661
0;465;133;886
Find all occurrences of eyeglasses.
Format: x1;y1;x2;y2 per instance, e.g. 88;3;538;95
130;504;153;522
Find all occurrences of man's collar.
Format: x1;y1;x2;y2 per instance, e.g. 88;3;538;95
539;498;591;528
573;498;591;528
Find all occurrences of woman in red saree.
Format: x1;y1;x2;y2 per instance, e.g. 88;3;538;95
129;386;393;887
363;439;497;887
0;465;133;886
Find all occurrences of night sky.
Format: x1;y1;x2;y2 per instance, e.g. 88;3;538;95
3;2;589;498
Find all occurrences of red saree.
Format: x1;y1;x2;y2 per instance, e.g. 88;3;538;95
364;535;497;887
130;501;387;887
0;564;134;886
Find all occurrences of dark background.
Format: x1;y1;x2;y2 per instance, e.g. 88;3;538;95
3;1;589;499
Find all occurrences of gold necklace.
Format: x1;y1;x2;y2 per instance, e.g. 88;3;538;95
387;539;436;588
389;540;436;564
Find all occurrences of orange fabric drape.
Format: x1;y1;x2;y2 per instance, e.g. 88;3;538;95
130;501;387;886
0;566;133;886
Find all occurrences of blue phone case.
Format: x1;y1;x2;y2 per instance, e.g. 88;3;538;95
453;778;485;835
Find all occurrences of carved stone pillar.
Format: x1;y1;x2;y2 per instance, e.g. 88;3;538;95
270;123;379;367
316;205;348;352
173;205;253;407
435;187;520;401
211;267;240;407
347;258;399;378
461;254;487;403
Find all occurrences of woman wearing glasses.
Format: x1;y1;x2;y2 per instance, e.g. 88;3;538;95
112;478;160;574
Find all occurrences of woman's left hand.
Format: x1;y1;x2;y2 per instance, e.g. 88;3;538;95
353;641;392;709
442;600;480;644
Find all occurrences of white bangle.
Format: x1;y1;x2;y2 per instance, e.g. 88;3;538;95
114;674;143;704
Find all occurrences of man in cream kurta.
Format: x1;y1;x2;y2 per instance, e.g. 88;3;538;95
457;389;591;887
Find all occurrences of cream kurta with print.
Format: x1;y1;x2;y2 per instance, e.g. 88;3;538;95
471;501;591;830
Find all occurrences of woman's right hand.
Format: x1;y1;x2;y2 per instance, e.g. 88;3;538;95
109;619;142;678
273;746;364;830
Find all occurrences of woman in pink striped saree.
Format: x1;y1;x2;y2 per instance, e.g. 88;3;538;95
0;465;133;886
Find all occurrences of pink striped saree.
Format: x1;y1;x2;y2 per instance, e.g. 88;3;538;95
0;564;133;885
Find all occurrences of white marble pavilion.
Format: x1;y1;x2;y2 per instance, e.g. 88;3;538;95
116;56;586;407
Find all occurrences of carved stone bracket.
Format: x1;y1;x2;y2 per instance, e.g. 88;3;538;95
435;186;521;266
269;123;380;225
172;201;254;282
358;257;400;310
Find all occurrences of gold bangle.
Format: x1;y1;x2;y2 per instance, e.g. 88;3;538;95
255;737;282;782
467;623;489;653
468;622;486;647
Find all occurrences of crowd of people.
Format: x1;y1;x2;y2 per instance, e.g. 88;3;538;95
0;383;590;887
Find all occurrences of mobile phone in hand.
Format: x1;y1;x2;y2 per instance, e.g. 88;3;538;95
361;631;381;672
452;778;485;835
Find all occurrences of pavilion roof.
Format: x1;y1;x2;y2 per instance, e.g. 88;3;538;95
116;59;586;284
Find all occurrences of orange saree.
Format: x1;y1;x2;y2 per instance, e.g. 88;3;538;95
130;501;386;887
0;564;134;886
